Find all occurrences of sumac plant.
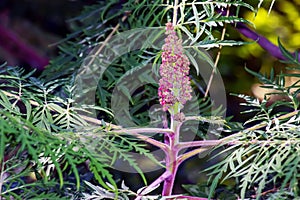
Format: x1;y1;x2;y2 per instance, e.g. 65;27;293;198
1;0;300;199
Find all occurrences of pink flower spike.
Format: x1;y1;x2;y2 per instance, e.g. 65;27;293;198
158;22;192;112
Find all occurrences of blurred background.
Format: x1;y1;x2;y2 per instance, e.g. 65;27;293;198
0;0;98;69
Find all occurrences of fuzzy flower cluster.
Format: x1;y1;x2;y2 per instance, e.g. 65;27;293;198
158;22;192;112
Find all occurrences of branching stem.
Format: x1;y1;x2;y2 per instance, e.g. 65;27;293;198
136;170;172;199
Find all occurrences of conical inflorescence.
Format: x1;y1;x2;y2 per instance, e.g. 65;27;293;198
158;22;192;113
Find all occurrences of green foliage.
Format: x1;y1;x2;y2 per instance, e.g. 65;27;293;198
74;127;162;185
0;111;69;199
206;60;300;199
78;180;163;200
0;65;157;198
278;38;300;66
1;0;297;199
40;1;255;128
80;181;138;199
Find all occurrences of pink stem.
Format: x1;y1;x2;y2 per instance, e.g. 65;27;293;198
177;140;221;150
162;150;179;196
114;127;174;135
114;127;173;152
162;117;181;196
174;196;209;200
136;170;172;199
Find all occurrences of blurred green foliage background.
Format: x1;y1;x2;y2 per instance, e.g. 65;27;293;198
220;0;300;94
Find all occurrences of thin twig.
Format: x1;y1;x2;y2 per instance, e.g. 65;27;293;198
176;109;300;162
113;128;172;151
172;0;179;26
80;115;121;129
114;127;174;135
177;147;210;164
204;5;230;98
184;115;225;125
177;140;222;150
251;186;279;199
83;13;129;69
